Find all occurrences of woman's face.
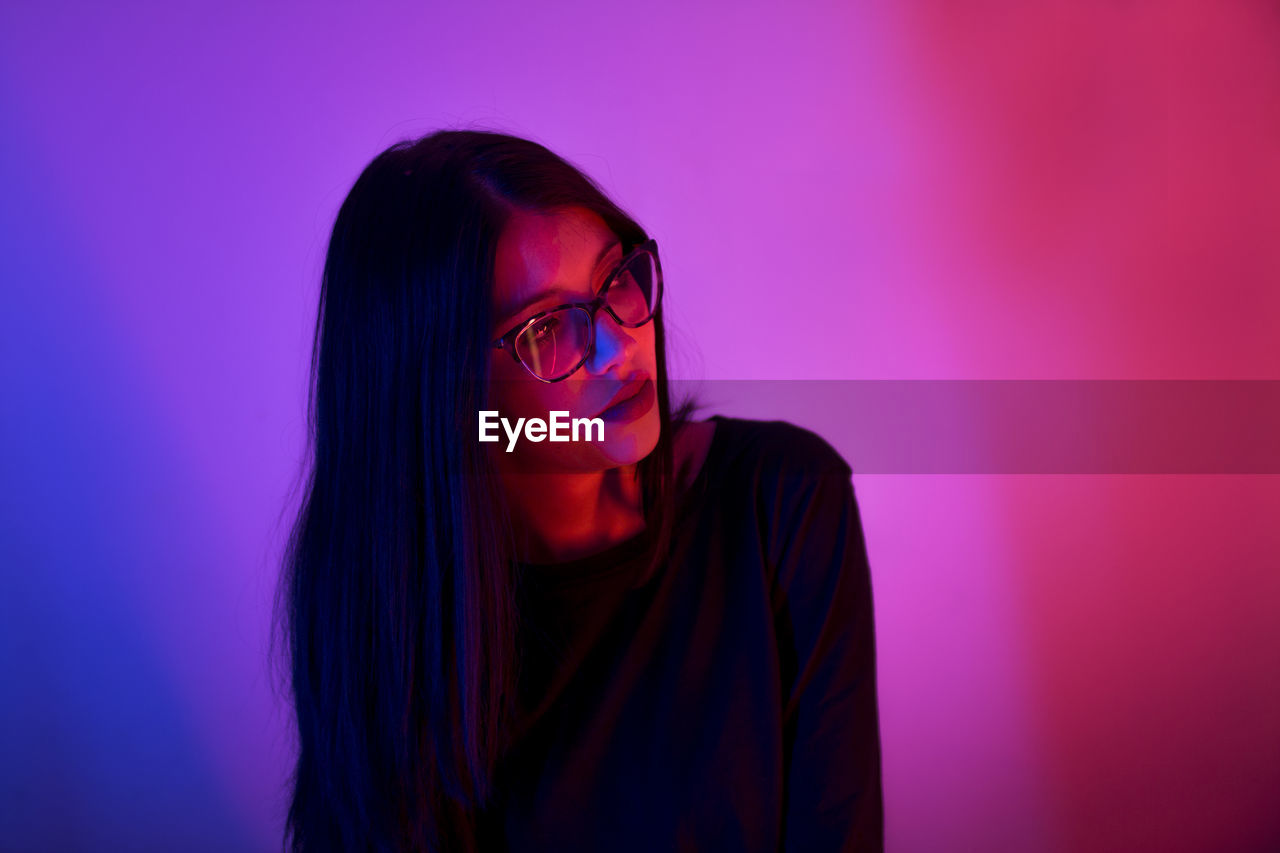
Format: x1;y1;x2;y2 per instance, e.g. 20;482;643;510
486;206;660;473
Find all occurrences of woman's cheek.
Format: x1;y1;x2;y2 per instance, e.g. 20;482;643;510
490;379;574;424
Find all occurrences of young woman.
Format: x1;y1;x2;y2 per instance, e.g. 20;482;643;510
276;129;882;851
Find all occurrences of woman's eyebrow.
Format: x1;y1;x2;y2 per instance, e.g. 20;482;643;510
497;238;623;322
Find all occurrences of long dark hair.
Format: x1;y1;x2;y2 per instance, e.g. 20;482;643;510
273;128;694;851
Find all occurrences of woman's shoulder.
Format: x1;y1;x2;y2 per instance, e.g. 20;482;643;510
702;415;852;482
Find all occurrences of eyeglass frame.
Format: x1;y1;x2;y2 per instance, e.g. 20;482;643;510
488;237;664;383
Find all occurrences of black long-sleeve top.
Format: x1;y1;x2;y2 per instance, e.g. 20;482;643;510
485;415;883;851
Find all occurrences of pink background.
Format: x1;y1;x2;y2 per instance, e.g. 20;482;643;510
2;1;1277;850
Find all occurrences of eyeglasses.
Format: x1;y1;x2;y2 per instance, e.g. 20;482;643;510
490;238;663;383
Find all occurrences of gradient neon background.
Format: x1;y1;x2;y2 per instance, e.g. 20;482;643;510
3;2;1278;851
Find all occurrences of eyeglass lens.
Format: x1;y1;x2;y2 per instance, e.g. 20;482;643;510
513;250;659;380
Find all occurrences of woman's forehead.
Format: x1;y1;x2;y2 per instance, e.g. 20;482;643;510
491;208;619;311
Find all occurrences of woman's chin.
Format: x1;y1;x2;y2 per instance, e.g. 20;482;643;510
538;425;660;472
592;437;656;468
492;410;662;473
595;412;661;466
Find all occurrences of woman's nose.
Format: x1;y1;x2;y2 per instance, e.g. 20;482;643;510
587;309;634;374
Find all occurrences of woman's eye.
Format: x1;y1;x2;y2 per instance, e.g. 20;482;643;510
531;318;558;340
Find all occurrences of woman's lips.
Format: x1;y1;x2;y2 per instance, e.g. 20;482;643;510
598;375;647;413
600;377;655;422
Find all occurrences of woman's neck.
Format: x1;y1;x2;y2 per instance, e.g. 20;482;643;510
498;463;646;564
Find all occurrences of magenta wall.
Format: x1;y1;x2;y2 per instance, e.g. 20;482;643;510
2;2;1277;851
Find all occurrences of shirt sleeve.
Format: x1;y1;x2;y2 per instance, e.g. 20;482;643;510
769;455;883;852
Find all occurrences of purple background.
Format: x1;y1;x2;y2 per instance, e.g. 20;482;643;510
3;1;1278;850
